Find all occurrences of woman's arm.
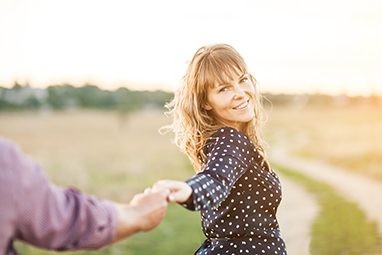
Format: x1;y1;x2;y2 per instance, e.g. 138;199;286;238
154;127;255;211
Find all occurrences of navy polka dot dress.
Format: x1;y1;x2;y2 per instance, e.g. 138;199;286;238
182;127;287;255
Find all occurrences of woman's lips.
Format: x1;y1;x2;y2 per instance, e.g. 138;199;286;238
233;100;249;110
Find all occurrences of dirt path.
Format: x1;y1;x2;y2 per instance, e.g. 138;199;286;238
277;176;319;255
270;145;382;237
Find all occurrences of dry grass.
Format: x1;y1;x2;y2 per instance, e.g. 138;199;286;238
1;110;205;254
265;104;382;180
0;110;192;201
2;107;381;254
1;105;380;188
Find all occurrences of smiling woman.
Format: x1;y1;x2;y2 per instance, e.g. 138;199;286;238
155;44;287;255
205;72;255;131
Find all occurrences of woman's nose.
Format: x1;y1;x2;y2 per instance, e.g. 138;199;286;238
233;83;245;99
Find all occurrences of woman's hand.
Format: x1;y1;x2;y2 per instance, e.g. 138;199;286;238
153;180;192;203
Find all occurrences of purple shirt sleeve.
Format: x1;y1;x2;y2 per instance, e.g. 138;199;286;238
0;138;118;253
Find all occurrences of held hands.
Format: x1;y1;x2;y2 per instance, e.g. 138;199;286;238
153;180;192;203
128;179;192;235
128;187;170;232
113;181;191;242
114;187;170;241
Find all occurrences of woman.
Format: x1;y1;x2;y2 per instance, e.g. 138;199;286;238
155;44;287;255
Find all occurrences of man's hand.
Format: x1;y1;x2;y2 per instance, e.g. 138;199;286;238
129;188;170;231
113;188;170;242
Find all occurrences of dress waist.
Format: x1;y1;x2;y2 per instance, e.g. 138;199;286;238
196;233;286;255
208;228;281;241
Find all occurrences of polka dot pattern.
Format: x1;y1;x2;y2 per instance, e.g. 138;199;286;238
183;127;287;255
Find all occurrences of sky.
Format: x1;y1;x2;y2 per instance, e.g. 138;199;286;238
0;0;381;95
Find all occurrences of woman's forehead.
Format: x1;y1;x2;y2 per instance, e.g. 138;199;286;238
200;58;247;89
215;67;245;85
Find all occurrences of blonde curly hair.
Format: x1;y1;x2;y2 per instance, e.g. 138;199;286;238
162;44;267;171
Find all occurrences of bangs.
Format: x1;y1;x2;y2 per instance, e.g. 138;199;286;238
170;43;265;171
198;50;247;89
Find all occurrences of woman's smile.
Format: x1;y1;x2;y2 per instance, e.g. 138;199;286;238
205;72;255;130
233;99;250;110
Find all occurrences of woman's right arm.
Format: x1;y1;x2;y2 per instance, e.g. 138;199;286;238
155;127;254;211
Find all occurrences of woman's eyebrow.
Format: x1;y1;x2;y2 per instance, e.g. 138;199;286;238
215;83;229;89
216;78;231;87
239;73;247;79
216;73;247;88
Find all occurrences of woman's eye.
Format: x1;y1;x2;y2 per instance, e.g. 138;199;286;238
219;87;229;92
240;77;249;83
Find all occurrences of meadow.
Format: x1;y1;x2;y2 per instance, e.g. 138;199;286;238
275;164;380;255
1;104;381;254
265;103;382;181
0;110;204;255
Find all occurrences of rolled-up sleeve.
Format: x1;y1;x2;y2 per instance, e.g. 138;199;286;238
0;139;117;250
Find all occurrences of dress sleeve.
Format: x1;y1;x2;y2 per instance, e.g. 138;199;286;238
1;139;118;250
182;127;255;211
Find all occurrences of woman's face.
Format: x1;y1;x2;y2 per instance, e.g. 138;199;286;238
204;71;255;131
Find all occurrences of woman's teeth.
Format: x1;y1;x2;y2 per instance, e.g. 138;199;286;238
234;100;249;110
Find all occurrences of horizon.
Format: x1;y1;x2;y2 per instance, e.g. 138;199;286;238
2;82;381;98
1;0;381;96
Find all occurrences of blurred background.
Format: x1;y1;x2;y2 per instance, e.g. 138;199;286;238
0;0;381;254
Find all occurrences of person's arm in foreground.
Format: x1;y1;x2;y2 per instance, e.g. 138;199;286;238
0;138;169;252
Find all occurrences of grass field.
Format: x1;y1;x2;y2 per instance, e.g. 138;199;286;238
1;105;381;254
276;164;381;255
0;110;204;255
265;104;382;180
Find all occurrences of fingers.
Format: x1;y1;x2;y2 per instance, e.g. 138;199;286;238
142;187;168;204
138;185;170;198
130;188;168;208
145;186;171;203
157;188;171;202
168;191;184;203
127;192;170;232
152;181;170;193
153;180;184;192
153;180;193;203
168;187;192;203
132;179;192;206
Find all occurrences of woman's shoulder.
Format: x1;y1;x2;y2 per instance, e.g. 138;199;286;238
204;127;253;155
211;127;251;143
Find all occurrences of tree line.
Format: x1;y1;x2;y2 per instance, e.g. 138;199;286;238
0;83;173;112
0;82;380;112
